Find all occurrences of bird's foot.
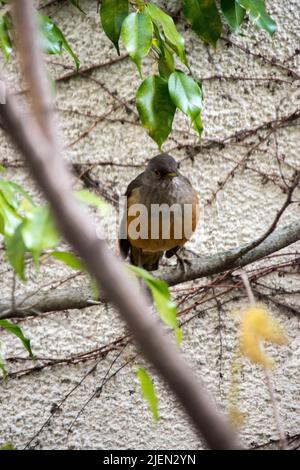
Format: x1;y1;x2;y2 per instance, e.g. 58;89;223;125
175;249;192;274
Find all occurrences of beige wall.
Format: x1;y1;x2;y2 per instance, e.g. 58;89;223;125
0;0;299;449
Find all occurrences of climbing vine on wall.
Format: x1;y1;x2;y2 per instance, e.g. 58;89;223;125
0;0;276;147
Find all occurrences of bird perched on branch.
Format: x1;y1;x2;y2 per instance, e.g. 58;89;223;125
119;153;199;271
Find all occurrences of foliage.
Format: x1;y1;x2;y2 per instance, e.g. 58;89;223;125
183;0;222;48
128;265;182;344
0;3;79;68
100;0;129;55
136;75;176;148
38;14;80;70
137;367;159;422
0;319;33;358
0;319;33;380
0;0;277;148
0;175;60;279
0;174;106;280
0;175;108;379
98;0;276;146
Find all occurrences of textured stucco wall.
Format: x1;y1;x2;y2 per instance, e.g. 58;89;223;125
0;0;299;450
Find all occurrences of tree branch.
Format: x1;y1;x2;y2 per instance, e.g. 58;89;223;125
13;1;56;142
161;220;300;286
0;220;299;319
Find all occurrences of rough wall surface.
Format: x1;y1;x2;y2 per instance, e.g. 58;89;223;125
0;0;299;450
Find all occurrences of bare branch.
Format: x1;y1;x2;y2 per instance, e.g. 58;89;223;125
0;221;299;318
233;172;300;259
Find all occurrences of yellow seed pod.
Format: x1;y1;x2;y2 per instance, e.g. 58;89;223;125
239;304;288;369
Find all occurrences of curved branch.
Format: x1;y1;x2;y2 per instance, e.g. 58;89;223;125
160;220;300;286
0;220;299;319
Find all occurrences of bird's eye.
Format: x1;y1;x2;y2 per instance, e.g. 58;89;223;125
154;169;160;176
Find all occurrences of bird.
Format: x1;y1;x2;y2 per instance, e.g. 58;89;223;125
119;153;199;271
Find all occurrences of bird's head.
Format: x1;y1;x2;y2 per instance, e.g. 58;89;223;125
146;153;179;180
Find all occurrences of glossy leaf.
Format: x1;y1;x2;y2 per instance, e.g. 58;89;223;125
158;44;175;79
0;192;22;237
0;13;12;61
182;0;222;47
221;0;246;31
146;3;186;65
100;0;128;54
168;71;203;137
237;0;276;35
137;367;159;422
51;250;84;271
5;225;26;281
0;319;33;358
152;23;175;79
22;206;60;263
136;75;176;148
121;12;153;76
129;265;182;343
39;14;80;70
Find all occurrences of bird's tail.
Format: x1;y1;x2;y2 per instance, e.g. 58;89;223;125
130;247;163;271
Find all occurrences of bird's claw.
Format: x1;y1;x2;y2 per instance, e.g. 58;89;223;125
175;251;192;274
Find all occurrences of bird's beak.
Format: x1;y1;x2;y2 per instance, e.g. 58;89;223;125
166;172;177;178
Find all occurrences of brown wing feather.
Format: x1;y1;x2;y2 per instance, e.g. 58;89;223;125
119;172;145;259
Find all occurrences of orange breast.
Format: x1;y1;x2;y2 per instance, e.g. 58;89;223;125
126;188;199;253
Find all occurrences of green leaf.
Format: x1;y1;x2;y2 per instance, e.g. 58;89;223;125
38;14;80;70
0;442;14;450
100;0;128;54
0;180;33;211
158;44;175;79
128;265;182;343
5;225;26;281
51;250;84;270
0;180;19;210
0;320;33;358
121;12;153;77
237;0;276;35
75;189;108;214
146;3;186;65
22;206;60;264
137;367;159;422
136;75;176;148
221;0;246;31
0;342;7;382
182;0;222;47
168;71;203;137
69;0;86;14
0;13;12;61
0;192;22;236
152;23;175;79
